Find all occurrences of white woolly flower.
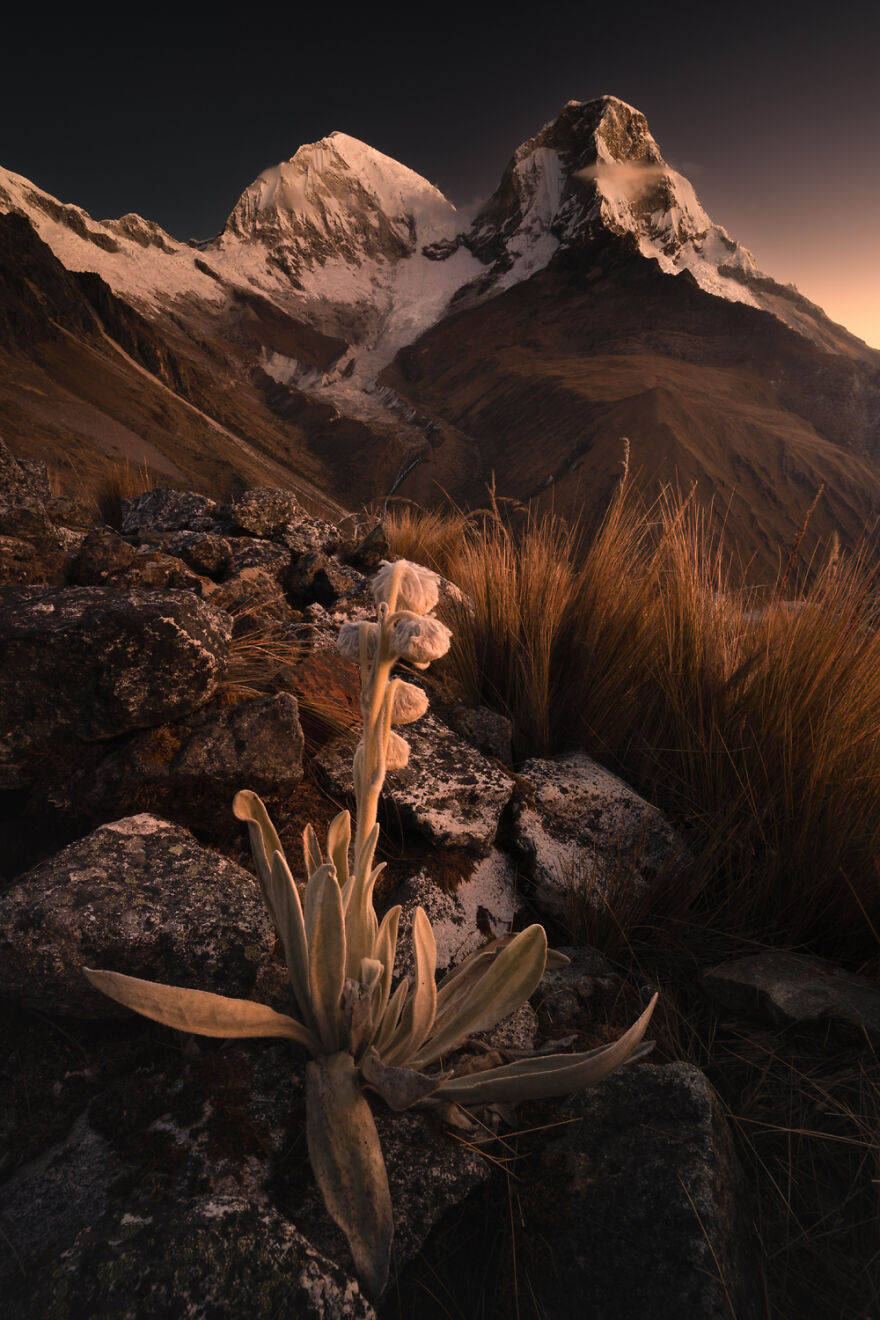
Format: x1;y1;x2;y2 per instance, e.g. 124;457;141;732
372;560;440;616
385;731;410;770
336;620;379;663
389;613;452;665
390;681;429;725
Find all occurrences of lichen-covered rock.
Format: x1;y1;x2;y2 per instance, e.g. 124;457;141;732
526;1062;762;1320
4;1196;376;1320
165;530;233;578
448;703;514;764
0;438;59;545
69;526;138;582
0;534;63;585
702;950;880;1043
0;814;280;1017
315;714;514;852
225;487;303;537
391;849;518;979
0;1035;487;1313
513;752;689;922
279;516;341;556
121;487;217;534
70;693;305;830
0;587;232;788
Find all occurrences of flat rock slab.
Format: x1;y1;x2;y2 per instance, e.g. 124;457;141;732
315;714;514;852
0;1037;487;1314
702;950;880;1042
5;1196;376;1320
391;848;519;979
513;752;688;923
0;586;231;788
527;1062;762;1320
0;814;280;1017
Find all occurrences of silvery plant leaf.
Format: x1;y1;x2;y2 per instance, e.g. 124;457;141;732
409;924;549;1068
326;810;352;888
306;1051;393;1301
379;907;437;1067
360;1049;449;1110
436;994;659;1103
267;851;315;1035
82;969;319;1050
232;790;286;893
307;869;347;1053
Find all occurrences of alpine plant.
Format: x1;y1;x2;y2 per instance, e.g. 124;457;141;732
84;558;658;1300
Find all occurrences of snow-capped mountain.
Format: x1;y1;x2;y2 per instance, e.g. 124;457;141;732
1;97;879;575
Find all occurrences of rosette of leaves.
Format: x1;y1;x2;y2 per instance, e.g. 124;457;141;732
85;559;657;1301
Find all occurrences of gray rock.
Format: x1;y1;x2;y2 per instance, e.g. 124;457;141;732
227;538;293;578
226;487;303;537
13;458;52;503
289;551;366;608
0;587;231;788
72;693;305;830
702;950;880;1043
121;488;217;534
0;438;59;545
5;1196;376;1320
513;752;689;922
0;814;280;1017
279;516;341;556
527;1062;762;1320
315;714;515;852
69;526;138;582
392;849;519;979
533;944;620;1035
448;703;514;763
165;530;233;578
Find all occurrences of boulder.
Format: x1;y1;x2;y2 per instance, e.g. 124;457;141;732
512;753;688;923
702;950;880;1043
315;714;515;852
120;488;217;535
391;849;519;979
526;1062;762;1320
0;587;231;788
0;814;281;1017
225;487;302;538
68;526;138;582
68;693;305;830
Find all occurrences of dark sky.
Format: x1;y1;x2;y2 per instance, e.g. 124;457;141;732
3;2;879;345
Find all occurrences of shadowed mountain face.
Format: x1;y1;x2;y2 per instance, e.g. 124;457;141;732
1;97;879;570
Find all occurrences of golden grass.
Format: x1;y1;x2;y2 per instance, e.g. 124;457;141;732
388;484;880;957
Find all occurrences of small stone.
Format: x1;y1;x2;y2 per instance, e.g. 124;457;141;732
701;950;880;1043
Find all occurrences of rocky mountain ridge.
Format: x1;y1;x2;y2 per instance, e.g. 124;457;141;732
1;97;879;574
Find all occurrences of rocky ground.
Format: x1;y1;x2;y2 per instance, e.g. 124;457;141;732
1;438;877;1318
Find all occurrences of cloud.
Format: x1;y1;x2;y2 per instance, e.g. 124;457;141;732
574;161;670;202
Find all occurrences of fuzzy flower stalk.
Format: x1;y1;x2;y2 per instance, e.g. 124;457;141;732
84;558;657;1301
